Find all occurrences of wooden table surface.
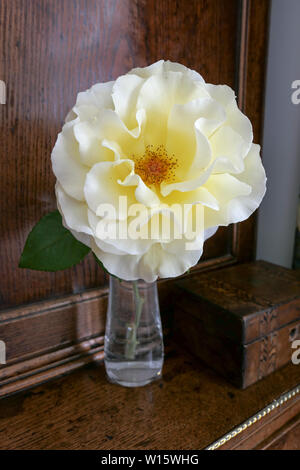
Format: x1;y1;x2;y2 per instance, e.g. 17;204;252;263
0;345;299;450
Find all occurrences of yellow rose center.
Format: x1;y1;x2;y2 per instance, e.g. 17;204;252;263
133;145;178;186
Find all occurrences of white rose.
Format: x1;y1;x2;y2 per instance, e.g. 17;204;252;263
51;60;266;282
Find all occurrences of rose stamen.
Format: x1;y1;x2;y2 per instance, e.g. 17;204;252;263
133;145;178;186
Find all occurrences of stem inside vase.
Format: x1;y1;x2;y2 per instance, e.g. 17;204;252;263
125;281;145;360
104;276;164;387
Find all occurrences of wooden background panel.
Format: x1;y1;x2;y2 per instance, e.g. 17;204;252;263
233;0;270;262
0;0;240;310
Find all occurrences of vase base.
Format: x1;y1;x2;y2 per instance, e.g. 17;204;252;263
105;360;163;388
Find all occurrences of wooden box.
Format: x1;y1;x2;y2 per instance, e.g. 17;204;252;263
174;261;300;388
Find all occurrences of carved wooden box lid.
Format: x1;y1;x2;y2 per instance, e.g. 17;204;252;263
177;261;300;344
175;261;300;387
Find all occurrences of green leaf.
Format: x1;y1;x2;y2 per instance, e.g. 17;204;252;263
19;210;90;271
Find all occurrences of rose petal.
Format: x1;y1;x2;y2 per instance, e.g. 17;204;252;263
142;237;203;279
120;171;160;206
160;159;215;196
56;182;93;235
207;84;253;152
206;84;236;108
84;160;137;220
210;126;247;174
51;121;87;201
167;98;222;177
162;186;219;211
92;237;204;282
129;59;205;83
204;144;266;227
88;209;154;256
112;73;145;128
137;72;207;147
92;240;144;280
75;81;114;109
226;101;253;152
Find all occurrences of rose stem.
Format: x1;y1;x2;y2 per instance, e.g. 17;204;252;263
125;281;144;360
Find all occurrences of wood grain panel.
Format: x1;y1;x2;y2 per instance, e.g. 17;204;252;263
0;288;106;397
0;278;175;396
0;346;298;450
258;413;300;450
0;0;241;310
219;393;300;450
233;0;270;262
0;0;270;396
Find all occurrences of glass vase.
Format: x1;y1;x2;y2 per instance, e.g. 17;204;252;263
104;276;164;387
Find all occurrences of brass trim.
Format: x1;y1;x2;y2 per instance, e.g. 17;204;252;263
206;384;300;450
